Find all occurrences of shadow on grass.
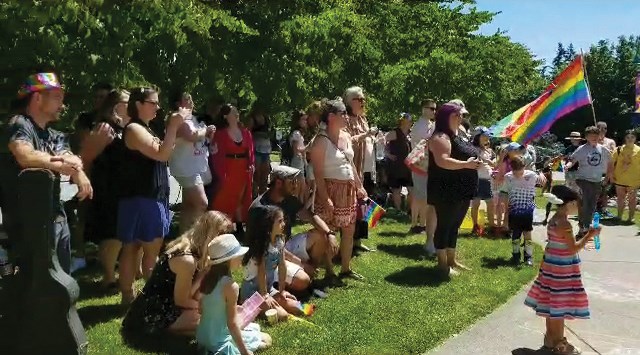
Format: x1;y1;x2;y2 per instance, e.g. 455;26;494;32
385;265;447;287
78;303;126;328
512;347;551;354
377;243;425;261
376;230;409;238
121;329;198;354
481;256;515;270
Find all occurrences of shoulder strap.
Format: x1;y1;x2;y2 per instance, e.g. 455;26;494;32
318;133;353;164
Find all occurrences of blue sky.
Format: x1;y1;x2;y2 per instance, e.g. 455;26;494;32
475;0;640;64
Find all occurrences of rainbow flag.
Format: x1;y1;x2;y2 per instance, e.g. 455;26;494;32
490;56;592;144
363;199;385;228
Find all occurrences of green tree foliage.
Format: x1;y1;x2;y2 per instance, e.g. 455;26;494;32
0;0;544;130
549;36;640;139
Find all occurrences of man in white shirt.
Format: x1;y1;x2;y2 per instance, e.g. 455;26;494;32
595;121;616;218
410;99;436;254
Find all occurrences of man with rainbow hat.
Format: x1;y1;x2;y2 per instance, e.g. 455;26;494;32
0;72;93;274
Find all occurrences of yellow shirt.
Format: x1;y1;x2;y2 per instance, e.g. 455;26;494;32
612;144;640;187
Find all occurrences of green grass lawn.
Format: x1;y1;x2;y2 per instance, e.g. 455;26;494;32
76;210;540;354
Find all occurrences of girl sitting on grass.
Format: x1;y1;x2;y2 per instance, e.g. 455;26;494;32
240;205;304;320
525;185;599;354
122;211;232;336
197;234;272;355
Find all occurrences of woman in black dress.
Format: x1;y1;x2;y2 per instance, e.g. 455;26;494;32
427;103;481;277
79;89;130;289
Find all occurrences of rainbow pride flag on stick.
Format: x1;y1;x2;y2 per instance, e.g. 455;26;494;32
490;55;592;144
363;199;385;228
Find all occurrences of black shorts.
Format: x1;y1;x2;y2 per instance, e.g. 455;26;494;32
388;176;413;189
508;213;533;232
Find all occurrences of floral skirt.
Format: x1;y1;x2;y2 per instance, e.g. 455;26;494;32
314;178;357;229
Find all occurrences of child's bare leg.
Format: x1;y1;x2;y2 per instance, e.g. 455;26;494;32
485;198;496;227
523;231;533;264
545;318;565;346
274;294;303;316
470;199;480;226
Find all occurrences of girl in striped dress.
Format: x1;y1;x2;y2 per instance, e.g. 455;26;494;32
524;185;600;354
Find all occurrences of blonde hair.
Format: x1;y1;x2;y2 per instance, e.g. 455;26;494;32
165;211;233;271
343;86;364;108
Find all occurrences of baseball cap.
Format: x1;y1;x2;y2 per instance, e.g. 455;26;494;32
17;73;64;98
447;99;469;114
505;142;524;152
270;165;301;180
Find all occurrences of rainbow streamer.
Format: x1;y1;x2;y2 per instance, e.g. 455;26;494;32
364;199;385;228
490;56;592;144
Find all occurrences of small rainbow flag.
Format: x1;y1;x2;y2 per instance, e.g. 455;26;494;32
490;55;592;144
364;199;385;228
297;302;316;317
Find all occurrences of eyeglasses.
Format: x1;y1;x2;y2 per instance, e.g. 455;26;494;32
353;97;365;103
143;100;160;107
425;107;436;111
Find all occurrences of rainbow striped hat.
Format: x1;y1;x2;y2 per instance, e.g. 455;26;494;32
17;72;63;98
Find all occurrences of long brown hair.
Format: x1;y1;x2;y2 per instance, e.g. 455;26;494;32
165;211;232;271
199;261;231;295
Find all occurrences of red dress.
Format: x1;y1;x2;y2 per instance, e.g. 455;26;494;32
209;128;255;222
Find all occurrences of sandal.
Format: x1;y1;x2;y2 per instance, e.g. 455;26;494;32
338;270;365;280
552;338;581;355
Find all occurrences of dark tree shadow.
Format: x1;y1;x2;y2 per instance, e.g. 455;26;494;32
512;347;552;354
121;329;198;354
385;265;448;287
481;256;517;270
377;243;426;261
78;304;126;328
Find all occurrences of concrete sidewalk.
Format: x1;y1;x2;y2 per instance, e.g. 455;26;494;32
430;210;640;355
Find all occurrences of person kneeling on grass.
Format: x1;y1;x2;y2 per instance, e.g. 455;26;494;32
197;234;272;355
240;205;304;320
285;228;339;281
500;156;546;266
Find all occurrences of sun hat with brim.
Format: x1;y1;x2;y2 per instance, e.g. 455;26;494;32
564;131;585;140
208;234;249;265
447;99;469;114
505;142;524;152
17;73;64;98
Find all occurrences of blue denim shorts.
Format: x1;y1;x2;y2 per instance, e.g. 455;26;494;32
117;197;170;243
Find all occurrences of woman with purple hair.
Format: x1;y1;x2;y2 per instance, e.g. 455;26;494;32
427;103;481;277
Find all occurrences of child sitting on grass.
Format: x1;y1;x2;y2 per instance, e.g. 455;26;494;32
240;205;304;320
197;234;272;355
285;228;339;281
500;156;546;266
525;185;599;354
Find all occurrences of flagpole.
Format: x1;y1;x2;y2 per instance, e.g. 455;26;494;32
580;49;598;125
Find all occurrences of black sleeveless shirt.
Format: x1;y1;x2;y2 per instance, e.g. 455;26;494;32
427;132;478;204
387;127;412;178
119;118;170;201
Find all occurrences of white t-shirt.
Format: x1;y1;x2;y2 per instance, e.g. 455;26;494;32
477;148;495;180
500;170;539;215
169;115;209;177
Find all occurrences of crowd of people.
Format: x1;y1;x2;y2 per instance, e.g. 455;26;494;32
1;72;638;354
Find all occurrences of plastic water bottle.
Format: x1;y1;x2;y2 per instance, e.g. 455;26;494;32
592;212;601;251
0;246;13;277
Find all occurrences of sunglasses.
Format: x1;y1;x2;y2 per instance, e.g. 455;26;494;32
425;107;436;111
353;97;365;103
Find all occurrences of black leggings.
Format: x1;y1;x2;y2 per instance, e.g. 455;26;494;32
433;199;470;250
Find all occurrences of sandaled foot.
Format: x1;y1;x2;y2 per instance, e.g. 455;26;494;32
552;338;581;354
452;262;471;271
339;270;365;280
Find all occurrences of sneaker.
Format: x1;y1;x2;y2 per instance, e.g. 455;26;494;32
70;257;86;273
524;257;533;266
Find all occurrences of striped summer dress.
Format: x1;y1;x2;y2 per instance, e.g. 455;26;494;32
524;221;590;319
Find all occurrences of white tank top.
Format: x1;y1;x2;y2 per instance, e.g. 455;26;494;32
322;135;355;181
169;115;210;177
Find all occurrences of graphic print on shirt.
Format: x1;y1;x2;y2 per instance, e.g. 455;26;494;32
500;171;537;215
587;150;602;166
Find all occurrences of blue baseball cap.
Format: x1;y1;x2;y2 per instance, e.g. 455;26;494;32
505;142;524;152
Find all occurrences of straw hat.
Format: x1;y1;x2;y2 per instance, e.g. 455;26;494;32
565;131;584;140
207;234;249;265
